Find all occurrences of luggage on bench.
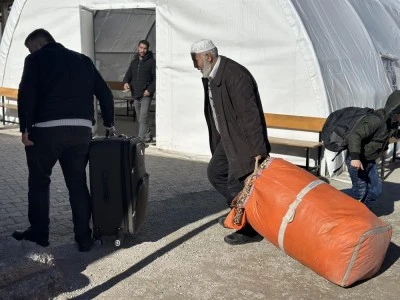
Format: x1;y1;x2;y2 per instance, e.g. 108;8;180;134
89;134;149;246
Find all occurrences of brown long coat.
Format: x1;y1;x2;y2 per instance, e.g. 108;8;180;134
203;56;271;178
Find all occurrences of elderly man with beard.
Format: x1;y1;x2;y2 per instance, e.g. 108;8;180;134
190;39;271;245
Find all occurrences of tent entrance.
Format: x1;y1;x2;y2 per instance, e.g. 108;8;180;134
91;8;156;137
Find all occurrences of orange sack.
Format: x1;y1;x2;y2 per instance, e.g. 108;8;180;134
225;157;392;287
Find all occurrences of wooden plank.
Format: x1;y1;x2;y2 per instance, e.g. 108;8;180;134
268;136;322;149
0;103;18;109
265;113;326;132
107;81;125;90
0;87;18;99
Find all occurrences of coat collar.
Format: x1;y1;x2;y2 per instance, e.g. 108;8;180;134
211;55;227;86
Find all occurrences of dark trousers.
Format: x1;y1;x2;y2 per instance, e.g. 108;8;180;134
207;141;258;236
25;126;92;242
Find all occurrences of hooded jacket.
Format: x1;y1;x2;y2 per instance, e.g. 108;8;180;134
348;90;400;161
123;51;156;99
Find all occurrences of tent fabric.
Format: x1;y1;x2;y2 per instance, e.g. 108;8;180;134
0;0;26;87
292;0;392;111
349;0;400;61
0;0;399;163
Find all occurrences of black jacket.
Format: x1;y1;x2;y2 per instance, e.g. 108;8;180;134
123;52;156;99
18;42;114;133
203;56;271;178
348;90;400;161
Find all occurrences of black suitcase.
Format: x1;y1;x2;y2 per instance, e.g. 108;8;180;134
89;135;149;246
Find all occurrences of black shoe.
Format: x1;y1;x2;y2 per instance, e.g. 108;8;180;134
12;228;49;247
78;239;93;252
224;231;263;245
218;216;228;228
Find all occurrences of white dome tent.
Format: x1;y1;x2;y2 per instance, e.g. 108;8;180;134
0;0;399;172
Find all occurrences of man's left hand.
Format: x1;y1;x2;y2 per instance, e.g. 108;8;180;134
21;132;34;146
143;90;150;97
254;154;268;161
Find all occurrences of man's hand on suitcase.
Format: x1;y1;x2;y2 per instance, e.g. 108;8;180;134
106;125;116;137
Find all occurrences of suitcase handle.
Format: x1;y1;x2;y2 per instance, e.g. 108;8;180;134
105;129;116;138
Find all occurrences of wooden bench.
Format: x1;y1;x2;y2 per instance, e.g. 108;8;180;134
0;87;19;125
106;81;136;121
264;113;326;172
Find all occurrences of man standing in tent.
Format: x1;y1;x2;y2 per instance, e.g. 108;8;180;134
12;28;115;252
123;40;156;143
190;39;271;245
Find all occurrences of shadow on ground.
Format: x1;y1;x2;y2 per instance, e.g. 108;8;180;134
53;189;227;298
380;242;400;274
341;181;400;217
374;181;400;216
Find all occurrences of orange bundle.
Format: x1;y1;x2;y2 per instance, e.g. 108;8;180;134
225;157;391;287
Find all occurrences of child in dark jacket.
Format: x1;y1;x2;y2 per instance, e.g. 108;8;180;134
345;90;400;209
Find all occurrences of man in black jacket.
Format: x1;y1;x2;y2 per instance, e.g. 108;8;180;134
190;39;271;245
12;29;115;252
123;40;156;143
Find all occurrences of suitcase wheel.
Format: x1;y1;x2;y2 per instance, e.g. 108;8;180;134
93;228;103;245
114;228;124;247
94;238;103;246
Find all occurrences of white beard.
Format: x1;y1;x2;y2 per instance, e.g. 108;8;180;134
201;59;213;78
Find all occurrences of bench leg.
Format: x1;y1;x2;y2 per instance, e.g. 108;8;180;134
305;148;310;171
392;143;397;162
317;146;322;175
2;96;5;126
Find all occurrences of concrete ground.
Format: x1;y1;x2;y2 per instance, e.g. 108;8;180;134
0;110;399;299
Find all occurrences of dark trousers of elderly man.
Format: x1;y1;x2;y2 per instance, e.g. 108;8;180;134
209;142;263;244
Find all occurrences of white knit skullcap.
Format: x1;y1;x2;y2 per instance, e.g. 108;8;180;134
190;39;216;54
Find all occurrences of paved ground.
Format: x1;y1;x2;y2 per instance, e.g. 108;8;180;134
0;114;399;299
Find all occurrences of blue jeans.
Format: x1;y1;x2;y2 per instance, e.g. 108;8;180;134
134;96;152;140
345;156;381;209
25;126;92;242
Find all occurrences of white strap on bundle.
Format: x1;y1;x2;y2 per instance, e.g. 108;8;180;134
278;179;324;252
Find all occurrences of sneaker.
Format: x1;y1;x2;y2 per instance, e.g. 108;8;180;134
12;227;50;247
